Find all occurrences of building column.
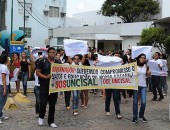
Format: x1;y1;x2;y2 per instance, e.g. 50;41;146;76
95;39;98;50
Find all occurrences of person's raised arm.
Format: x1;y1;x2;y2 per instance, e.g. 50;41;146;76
67;56;73;64
81;55;86;64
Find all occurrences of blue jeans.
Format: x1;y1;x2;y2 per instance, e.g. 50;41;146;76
72;90;80;110
161;76;168;94
34;86;40;114
21;71;29;95
0;85;9;117
105;89;120;115
133;86;146;119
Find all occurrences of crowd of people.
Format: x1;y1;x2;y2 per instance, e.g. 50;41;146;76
0;46;169;128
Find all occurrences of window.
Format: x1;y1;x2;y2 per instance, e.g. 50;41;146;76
18;2;32;14
19;27;31;38
49;6;59;17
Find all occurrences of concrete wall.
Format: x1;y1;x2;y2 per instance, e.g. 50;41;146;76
65;17;85;27
6;0;66;47
73;11;122;26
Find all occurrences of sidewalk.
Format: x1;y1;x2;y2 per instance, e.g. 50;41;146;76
1;77;170;130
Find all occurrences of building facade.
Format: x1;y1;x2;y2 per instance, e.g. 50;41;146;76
5;0;66;47
49;0;170;53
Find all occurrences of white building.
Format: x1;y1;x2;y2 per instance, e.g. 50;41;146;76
5;0;66;47
49;0;170;52
72;11;122;26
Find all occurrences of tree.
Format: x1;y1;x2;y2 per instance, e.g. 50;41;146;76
100;0;159;23
140;27;170;57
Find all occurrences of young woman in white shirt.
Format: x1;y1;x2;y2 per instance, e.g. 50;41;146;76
0;54;10;124
132;53;150;123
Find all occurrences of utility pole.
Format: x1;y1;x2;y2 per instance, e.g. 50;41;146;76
11;0;13;40
23;0;26;43
0;0;2;31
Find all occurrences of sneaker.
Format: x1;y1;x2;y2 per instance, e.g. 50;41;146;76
73;110;79;116
66;106;71;110
139;117;147;123
38;118;44;126
117;114;122;119
151;98;157;101
0;119;3;124
163;93;167;96
50;123;57;128
0;116;9;120
106;112;111;116
158;97;164;101
131;118;138;123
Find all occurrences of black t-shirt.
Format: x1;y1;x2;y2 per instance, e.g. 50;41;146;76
20;60;30;72
36;58;61;84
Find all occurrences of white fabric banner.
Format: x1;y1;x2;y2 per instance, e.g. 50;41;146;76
148;60;162;75
64;39;88;57
89;55;122;67
98;54;122;63
132;46;152;59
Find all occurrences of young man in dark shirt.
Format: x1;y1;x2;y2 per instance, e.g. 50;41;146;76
36;47;60;128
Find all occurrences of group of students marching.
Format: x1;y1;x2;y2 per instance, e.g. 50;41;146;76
0;46;169;128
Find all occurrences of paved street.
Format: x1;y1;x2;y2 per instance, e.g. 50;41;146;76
1;78;170;130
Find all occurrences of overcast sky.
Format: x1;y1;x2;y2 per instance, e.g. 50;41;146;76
66;0;105;17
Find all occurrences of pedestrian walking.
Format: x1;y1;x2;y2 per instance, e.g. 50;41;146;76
36;47;60;128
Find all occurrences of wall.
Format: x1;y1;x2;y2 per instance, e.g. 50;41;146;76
5;0;66;47
162;0;170;18
73;11;122;26
65;17;85;27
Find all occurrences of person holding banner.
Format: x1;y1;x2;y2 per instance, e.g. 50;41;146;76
80;54;90;108
132;54;150;123
68;54;85;116
105;52;122;119
150;52;164;101
59;48;72;110
36;47;61;128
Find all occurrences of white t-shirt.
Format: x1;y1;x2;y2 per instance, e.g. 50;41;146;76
151;59;163;76
34;72;40;86
138;65;147;87
0;64;10;85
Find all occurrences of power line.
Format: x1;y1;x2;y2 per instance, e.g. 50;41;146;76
17;0;52;28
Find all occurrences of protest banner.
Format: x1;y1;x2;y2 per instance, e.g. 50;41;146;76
64;39;88;57
98;54;122;63
132;46;152;59
49;62;138;94
89;54;122;67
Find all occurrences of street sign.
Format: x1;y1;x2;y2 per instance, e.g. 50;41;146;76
10;44;24;53
10;41;24;45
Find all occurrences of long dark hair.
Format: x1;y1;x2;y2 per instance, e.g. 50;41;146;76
0;54;8;64
136;53;146;66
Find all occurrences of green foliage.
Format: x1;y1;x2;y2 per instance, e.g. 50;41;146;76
140;27;170;55
101;0;159;23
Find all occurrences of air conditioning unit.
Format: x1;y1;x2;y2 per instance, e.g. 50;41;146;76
43;10;49;16
60;12;66;17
